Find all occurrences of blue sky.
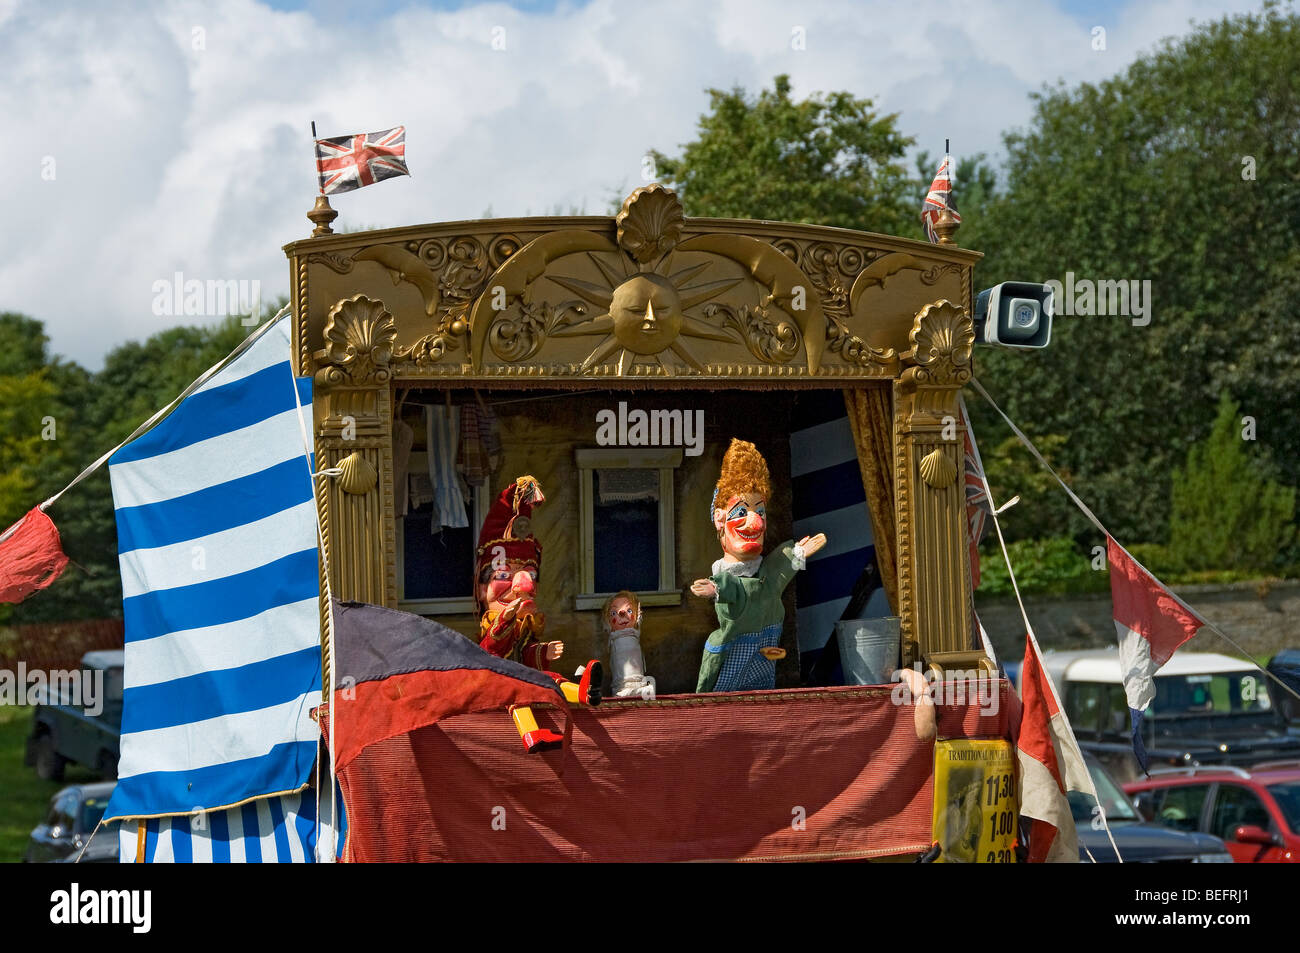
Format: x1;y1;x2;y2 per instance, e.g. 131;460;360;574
0;0;1267;366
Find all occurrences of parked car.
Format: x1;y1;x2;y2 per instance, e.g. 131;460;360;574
1035;648;1300;783
24;649;124;781
1266;649;1300;723
1124;762;1300;863
24;781;120;863
1071;753;1232;862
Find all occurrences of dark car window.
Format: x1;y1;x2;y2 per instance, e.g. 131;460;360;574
1102;685;1132;736
1067;683;1107;738
1131;789;1159;822
79;796;110;834
1155;784;1209;832
1150;672;1272;717
1267;783;1300;833
1210;784;1271;840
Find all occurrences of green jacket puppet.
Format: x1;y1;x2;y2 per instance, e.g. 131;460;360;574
692;440;826;693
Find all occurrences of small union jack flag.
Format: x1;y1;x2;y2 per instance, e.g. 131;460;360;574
314;126;409;196
921;153;961;244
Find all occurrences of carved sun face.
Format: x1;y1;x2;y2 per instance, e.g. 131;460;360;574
610;275;682;354
548;255;741;374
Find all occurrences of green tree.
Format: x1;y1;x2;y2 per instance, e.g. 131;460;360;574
971;3;1300;550
6;307;283;624
1168;392;1295;571
651;74;917;235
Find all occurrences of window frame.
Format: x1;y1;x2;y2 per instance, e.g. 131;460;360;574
395;456;492;616
575;447;683;611
1208;782;1273;841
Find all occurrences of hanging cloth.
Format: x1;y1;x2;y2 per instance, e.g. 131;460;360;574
458;402;502;486
597;468;659;504
426;405;469;532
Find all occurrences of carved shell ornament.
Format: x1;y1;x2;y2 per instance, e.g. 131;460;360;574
909;299;974;385
617;183;685;263
336;452;378;496
919;448;958;489
316;294;397;384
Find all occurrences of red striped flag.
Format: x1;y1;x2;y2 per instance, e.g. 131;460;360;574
1108;537;1204;771
1017;638;1089;862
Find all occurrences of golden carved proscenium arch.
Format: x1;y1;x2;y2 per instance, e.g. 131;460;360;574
287;190;989;682
468;184;826;376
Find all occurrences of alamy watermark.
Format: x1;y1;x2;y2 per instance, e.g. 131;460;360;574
595;402;704;457
1045;272;1151;327
0;664;104;716
890;664;1000;716
151;271;262;324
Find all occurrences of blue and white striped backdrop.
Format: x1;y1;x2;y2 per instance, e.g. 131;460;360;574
104;313;321;822
790;392;892;658
117;789;342;863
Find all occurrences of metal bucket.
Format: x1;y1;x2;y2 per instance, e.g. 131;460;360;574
835;617;902;686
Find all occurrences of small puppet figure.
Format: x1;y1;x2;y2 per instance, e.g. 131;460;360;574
691;440;826;693
603;590;656;700
474;475;602;753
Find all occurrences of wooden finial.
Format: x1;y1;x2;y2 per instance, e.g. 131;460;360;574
933;205;959;246
308;195;337;237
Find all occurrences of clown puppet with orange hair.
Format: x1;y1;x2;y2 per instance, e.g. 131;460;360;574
691;440;826;693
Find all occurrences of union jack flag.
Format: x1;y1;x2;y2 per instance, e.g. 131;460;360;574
959;397;992;588
314;126;409;196
922;153;961;244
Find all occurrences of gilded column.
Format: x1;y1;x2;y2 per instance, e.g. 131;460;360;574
311;294;397;685
893;299;978;669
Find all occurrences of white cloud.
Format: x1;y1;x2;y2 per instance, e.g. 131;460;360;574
0;0;1262;367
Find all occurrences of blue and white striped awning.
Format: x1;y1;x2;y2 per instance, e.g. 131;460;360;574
117;789;341;862
104;313;321;823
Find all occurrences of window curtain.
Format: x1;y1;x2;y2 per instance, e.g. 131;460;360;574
843;385;898;614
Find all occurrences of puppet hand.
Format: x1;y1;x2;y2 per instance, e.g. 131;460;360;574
547;641;564;661
892;667;937;741
797;534;828;558
501;598;526;624
690;579;717;598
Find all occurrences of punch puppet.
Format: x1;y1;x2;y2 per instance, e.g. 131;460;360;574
475;475;602;752
691;440;826;693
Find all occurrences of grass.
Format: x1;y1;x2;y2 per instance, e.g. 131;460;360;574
0;705;99;862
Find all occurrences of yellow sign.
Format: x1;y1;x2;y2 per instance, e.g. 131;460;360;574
932;739;1017;863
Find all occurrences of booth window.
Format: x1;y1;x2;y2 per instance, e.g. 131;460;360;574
397;452;490;615
575;447;682;610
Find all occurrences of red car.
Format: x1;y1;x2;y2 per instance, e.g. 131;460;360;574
1124;762;1300;863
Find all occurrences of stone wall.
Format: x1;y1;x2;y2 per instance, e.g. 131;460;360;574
975;580;1300;664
